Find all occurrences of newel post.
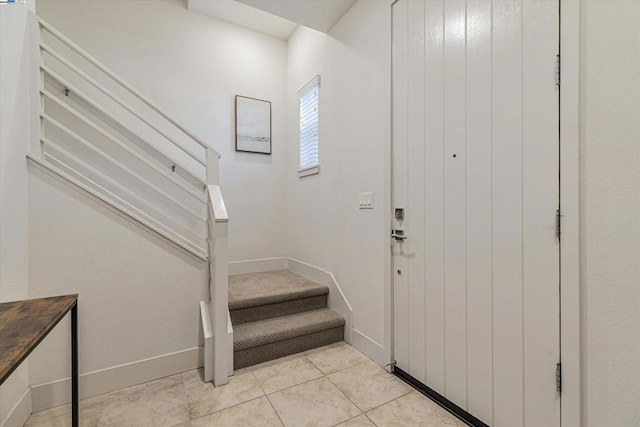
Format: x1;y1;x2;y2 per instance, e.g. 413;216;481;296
205;147;230;386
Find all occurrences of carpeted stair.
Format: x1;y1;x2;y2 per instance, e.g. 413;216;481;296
229;270;345;369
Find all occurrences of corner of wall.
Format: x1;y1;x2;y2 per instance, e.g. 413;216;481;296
0;0;35;424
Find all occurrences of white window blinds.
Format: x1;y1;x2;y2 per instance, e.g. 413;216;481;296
298;75;320;172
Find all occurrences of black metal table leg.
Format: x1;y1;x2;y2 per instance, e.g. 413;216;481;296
71;302;78;427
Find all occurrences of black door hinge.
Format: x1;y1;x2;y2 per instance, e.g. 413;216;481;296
556;209;561;240
556;362;562;393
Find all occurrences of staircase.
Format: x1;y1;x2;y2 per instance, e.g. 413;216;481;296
229;270;345;369
28;14;344;386
29;14;232;386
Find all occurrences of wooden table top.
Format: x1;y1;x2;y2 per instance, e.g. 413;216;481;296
0;295;78;384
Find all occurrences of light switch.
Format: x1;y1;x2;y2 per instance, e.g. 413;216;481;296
359;192;374;209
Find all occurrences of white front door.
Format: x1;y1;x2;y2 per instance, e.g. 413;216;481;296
391;1;560;426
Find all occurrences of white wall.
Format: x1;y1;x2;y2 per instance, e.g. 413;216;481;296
0;1;34;425
36;0;288;262
27;165;205;402
580;1;640;425
286;0;391;361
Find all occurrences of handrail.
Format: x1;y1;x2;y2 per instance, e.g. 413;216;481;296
42;138;206;245
40;65;207;186
40;42;207;168
207;185;229;223
41;112;207;222
41;88;206;203
31;150;207;260
34;13;221;159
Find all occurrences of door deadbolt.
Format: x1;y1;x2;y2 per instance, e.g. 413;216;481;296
391;229;407;241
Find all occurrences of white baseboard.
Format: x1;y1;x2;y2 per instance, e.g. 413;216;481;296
1;388;31;427
228;257;288;276
286;258;354;344
27;259;378;414
31;348;200;412
351;329;388;367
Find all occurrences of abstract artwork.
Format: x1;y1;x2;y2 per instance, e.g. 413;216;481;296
235;95;271;154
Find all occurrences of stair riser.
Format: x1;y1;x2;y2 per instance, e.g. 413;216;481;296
230;295;328;325
234;327;344;369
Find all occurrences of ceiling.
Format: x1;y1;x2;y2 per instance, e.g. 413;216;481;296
187;0;357;40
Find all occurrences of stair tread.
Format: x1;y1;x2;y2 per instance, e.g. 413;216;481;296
229;270;328;310
234;309;344;351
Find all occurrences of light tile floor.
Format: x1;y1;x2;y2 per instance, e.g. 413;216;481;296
25;342;466;427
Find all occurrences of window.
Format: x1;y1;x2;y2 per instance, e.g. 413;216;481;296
298;75;320;177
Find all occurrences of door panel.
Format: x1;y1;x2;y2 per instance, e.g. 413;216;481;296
423;0;446;396
466;1;493;422
443;0;469;408
392;1;560;426
491;0;525;424
392;0;410;373
522;2;562;426
407;0;427;385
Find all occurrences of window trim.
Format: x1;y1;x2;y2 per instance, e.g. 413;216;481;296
297;75;321;178
297;165;320;178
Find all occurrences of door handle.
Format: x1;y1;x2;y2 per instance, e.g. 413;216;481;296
390;230;407;241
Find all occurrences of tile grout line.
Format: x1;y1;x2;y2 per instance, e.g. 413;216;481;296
264;393;286;426
190;394;267;423
331;412;379;427
254;347;404;425
324;369;365;412
186;371;268;421
259;354;369;397
256;372;287;427
322;369;365;421
255;351;374;426
263;374;324;395
184;359;336;424
306;353;371;376
323;360;414;414
363;412;378;426
178;372;191;426
368;391;414;415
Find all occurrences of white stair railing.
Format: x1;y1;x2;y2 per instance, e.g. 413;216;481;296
205;165;232;385
30;14;232;386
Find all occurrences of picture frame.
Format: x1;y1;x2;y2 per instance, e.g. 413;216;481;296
235;95;272;155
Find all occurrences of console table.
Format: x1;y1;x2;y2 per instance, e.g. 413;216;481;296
0;295;78;427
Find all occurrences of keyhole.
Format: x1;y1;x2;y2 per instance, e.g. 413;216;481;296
397;269;402;276
453;154;457;158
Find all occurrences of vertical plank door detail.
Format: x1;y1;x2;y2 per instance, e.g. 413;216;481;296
391;1;560;426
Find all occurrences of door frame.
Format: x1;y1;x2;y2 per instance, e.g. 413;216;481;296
384;1;581;426
559;1;581;426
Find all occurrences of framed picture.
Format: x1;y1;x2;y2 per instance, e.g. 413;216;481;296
235;95;272;154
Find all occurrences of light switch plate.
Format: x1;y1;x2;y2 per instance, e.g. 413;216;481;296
359;192;374;209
